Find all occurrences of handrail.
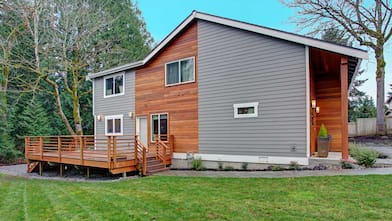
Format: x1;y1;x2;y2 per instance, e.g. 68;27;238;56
135;136;147;176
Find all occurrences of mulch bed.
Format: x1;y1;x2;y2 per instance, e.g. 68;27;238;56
0;158;26;167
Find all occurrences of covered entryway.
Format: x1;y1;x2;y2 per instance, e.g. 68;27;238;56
309;47;361;160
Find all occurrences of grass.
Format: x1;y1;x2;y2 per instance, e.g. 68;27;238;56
0;174;392;220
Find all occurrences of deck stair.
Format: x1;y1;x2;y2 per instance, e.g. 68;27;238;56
145;155;168;175
27;161;40;173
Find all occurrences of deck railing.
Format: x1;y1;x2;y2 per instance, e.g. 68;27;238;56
25;135;135;169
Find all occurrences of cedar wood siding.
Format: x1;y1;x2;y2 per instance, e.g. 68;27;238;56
93;71;135;138
135;21;198;153
197;20;307;157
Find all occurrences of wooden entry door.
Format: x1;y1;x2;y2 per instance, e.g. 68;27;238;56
136;117;148;146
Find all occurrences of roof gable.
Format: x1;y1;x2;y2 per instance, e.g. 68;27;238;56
89;11;367;79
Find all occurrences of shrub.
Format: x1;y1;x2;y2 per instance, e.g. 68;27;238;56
377;152;389;159
0;141;21;163
289;161;300;170
349;145;378;168
241;162;248;170
218;162;223;171
192;157;205;171
318;124;328;138
270;165;284;171
223;166;234;171
340;160;354;169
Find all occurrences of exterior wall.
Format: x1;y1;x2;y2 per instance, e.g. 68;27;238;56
315;72;342;152
197;20;307;157
93;70;135;137
135;21;198;153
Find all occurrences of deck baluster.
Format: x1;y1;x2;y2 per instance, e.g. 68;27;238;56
39;137;43;160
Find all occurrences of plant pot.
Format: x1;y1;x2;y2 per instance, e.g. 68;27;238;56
317;136;331;157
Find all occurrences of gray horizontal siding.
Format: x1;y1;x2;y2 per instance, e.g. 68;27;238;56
198;20;307;157
93;70;135;137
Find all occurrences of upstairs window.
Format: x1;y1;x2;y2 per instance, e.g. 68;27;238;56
104;73;124;97
165;57;195;86
234;102;259;118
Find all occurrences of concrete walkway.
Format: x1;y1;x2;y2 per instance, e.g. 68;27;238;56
2;164;392;180
155;168;392;178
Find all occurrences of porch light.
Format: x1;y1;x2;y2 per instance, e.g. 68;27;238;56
128;112;134;119
311;99;317;109
316;107;320;114
96;114;103;121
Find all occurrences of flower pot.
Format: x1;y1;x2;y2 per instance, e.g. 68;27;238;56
317;136;331;157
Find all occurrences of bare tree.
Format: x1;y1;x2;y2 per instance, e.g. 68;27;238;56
282;0;392;134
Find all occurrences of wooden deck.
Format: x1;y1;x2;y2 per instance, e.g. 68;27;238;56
25;135;173;176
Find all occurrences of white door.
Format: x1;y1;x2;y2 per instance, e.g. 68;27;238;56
136;117;148;146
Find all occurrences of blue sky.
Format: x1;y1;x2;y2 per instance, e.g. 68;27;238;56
138;0;392;102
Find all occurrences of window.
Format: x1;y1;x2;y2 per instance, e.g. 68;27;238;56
151;113;168;141
234;102;259;118
105;115;123;135
104;73;124;97
165;57;195;86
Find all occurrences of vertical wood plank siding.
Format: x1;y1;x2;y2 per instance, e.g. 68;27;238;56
135;22;198;153
94;70;135;138
197;20;307;157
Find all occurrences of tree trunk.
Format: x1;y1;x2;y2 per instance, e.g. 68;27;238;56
0;57;10;143
46;77;76;135
72;70;83;135
375;46;386;135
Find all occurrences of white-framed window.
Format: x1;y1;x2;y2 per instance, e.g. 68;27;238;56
104;73;124;98
233;102;259;118
105;115;123;136
165;57;195;86
151;113;168;142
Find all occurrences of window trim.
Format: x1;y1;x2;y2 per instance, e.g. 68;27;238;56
103;72;125;98
165;57;195;87
105;114;124;136
233;102;259;118
150;112;169;142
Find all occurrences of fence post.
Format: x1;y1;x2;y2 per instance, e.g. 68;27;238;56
39;137;43;160
107;136;112;169
80;136;84;165
58;137;62;163
113;136;117;163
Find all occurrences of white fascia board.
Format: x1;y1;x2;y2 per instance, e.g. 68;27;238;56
142;11;197;63
88;61;143;79
348;58;362;93
195;13;368;60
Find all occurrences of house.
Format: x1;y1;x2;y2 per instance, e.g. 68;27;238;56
25;11;367;175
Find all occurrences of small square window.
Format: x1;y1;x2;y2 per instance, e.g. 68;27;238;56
105;115;123;135
233;102;259;118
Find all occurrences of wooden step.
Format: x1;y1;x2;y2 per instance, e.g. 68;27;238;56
146;167;169;175
27;161;39;173
146;163;165;172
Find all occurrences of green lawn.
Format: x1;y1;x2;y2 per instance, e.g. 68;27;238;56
0;174;391;220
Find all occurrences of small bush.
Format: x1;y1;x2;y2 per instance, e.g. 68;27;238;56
349;145;378;168
318;124;328;138
192;157;205;171
0;142;21;164
341;160;354;169
218;162;223;171
289;161;300;170
270;165;284;171
377;152;389;159
241;162;248;170
223;166;234;171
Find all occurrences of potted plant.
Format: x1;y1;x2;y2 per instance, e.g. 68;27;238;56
317;123;331;157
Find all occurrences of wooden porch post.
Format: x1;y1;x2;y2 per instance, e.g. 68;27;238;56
340;57;349;160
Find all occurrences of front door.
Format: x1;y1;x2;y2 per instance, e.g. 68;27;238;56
136;117;148;146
